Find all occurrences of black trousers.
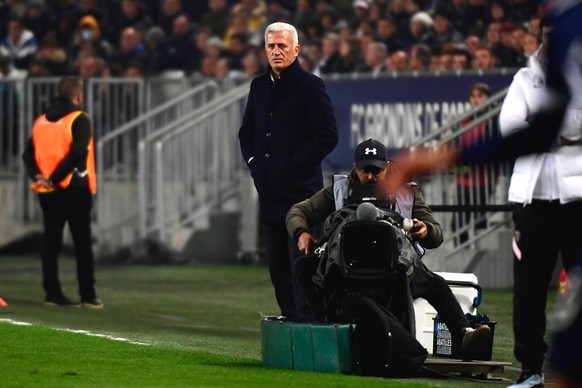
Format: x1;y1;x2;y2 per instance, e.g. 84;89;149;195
262;221;312;321
409;268;470;346
512;200;582;372
38;186;96;301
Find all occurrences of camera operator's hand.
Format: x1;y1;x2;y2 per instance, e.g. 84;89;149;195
410;219;428;240
297;232;318;255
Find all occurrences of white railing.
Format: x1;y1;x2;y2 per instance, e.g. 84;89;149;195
95;80;221;253
137;82;250;245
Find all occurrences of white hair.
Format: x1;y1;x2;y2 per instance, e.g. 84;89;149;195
264;22;299;48
410;12;433;28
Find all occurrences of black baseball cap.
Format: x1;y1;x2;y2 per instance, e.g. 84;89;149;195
354;138;387;169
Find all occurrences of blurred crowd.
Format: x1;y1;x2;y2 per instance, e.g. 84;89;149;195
0;0;544;80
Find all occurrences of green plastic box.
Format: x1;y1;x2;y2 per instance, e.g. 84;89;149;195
260;317;355;373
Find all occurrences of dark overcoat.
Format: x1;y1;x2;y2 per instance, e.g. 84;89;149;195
239;59;338;222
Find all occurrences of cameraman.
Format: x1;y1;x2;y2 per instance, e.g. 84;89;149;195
286;138;491;360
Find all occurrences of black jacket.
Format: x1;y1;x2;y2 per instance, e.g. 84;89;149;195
238;59;338;222
22;97;93;189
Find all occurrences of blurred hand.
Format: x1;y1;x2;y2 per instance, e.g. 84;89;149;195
410;218;428;240
390;146;460;190
297;232;318;255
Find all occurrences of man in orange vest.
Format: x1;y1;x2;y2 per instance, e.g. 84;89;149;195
22;76;102;309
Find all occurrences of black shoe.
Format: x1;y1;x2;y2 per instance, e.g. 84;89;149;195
461;325;492;361
81;298;104;309
45;296;81;307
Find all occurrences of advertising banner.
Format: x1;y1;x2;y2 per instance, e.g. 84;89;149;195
322;72;514;171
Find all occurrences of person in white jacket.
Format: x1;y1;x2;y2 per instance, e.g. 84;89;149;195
499;15;582;388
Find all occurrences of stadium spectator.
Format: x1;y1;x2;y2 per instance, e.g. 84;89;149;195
264;0;293;27
143;26;167;75
526;14;541;37
489;1;509;24
223;10;260;50
464;34;481;57
194;27;212;55
0;16;38;70
429;49;441;71
27;58;51;77
158;15;201;74
66;0;112;44
0;3;11;41
76;53;105;79
69;15;114;70
439;45;456;70
22;0;55;44
199;54;218;77
306;40;323;76
320;32;341;74
298;53;315;73
157;0;187;37
112;27;147;71
356;18;376;41
511;25;528;54
506;0;538;25
485;20;502;48
228;32;251;70
351;0;371;31
409;43;431;71
204;36;226;62
473;46;496;69
363;41;388;76
241;52;263;77
200;0;231;39
294;0;314;33
399;0;425;42
33;32;68;76
215;56;239;78
375;16;404;54
334;36;363;73
386;50;409;72
319;8;339;33
462;0;490;37
432;7;464;51
496;23;526;67
232;0;266;32
408;11;434;48
111;0;154;45
521;31;539;58
453;47;472;70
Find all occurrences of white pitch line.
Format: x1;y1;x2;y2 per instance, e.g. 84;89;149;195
0;318;150;346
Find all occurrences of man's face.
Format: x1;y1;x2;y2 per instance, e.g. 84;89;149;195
474;49;493;69
469;89;488;106
453;54;469;70
265;30;299;74
354;163;387;184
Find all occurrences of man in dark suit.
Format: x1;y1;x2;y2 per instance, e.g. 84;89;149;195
238;22;338;321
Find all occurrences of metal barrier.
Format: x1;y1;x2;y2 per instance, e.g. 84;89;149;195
137;82;249;246
1;76;219;228
1;75;511;262
96;79;222;253
0;79;23;177
408;88;512;252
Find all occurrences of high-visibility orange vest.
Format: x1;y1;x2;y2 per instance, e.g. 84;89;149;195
31;110;97;194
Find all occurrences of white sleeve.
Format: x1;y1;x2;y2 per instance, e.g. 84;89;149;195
499;69;530;138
